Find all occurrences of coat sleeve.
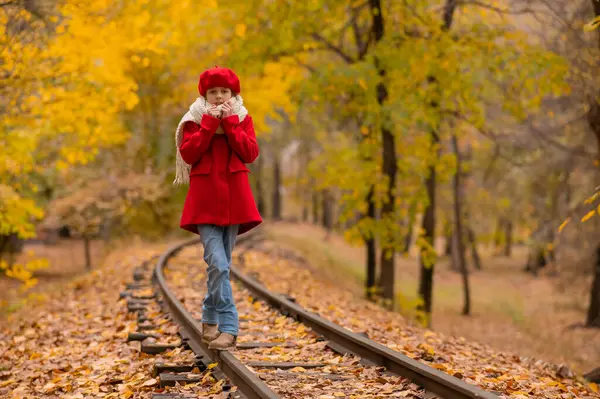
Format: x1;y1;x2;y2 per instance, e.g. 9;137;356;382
221;115;259;163
178;115;221;165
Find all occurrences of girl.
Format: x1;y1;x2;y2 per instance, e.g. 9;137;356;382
174;66;262;350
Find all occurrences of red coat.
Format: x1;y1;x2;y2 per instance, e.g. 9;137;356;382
179;113;262;235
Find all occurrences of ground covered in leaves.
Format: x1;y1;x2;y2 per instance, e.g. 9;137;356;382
166;246;424;398
266;222;600;374
236;241;600;399
0;239;229;398
1;235;598;399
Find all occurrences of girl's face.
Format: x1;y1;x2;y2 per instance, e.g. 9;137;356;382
206;86;232;105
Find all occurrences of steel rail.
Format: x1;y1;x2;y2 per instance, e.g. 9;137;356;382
154;235;280;399
155;232;500;399
230;245;500;399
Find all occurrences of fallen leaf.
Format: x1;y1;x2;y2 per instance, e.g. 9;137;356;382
142;378;157;387
43;382;57;393
0;379;15;388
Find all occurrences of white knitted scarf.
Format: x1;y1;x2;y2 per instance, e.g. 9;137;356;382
174;95;248;185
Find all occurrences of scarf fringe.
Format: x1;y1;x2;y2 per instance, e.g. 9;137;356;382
173;95;247;186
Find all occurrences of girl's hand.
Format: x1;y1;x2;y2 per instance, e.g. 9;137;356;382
222;101;234;118
208;105;221;118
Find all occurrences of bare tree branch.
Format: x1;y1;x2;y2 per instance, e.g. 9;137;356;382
443;0;458;30
311;33;355;64
482;143;501;184
445;110;544;168
348;2;371;60
526;116;596;159
292;56;317;73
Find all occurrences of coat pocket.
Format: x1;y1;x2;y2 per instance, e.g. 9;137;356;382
190;153;212;175
229;152;251;173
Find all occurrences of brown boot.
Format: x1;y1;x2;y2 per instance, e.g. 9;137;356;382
201;323;220;344
208;332;237;351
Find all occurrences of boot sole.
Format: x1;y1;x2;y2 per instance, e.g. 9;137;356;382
201;336;220;345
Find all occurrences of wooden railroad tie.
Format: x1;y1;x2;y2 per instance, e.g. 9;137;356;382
141;342;181;354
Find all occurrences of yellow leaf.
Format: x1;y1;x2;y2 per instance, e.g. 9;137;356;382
419;343;435;355
558;218;570;233
334;392;346;397
424;331;437;338
584;16;600;32
207;362;218;370
590;383;599;393
581;210;596;223
235;23;247;37
584;192;599;204
0;380;15;388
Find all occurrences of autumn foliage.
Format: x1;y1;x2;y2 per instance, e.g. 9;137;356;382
1;0;600;332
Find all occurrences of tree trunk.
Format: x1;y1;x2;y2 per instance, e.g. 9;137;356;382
503;219;513;257
402;219;413;254
585;0;600;328
365;187;378;301
460;139;481;270
444;221;453;256
450;230;460;271
525;245;547;276
300;147;310;223
272;155;282;220
586;246;600;327
417;0;458;325
370;0;397;309
311;187;319;224
418;157;437;326
322;189;334;231
451;134;471;316
493;218;503;255
83;236;92;271
467;226;482;270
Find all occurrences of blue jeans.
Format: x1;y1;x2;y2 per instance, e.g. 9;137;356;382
197;224;239;336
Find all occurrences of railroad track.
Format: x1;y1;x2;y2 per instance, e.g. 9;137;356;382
142;232;500;399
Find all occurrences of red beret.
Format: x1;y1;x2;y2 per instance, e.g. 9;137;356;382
198;66;241;96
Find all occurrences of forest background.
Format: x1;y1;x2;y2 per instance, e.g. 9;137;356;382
1;0;600;376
